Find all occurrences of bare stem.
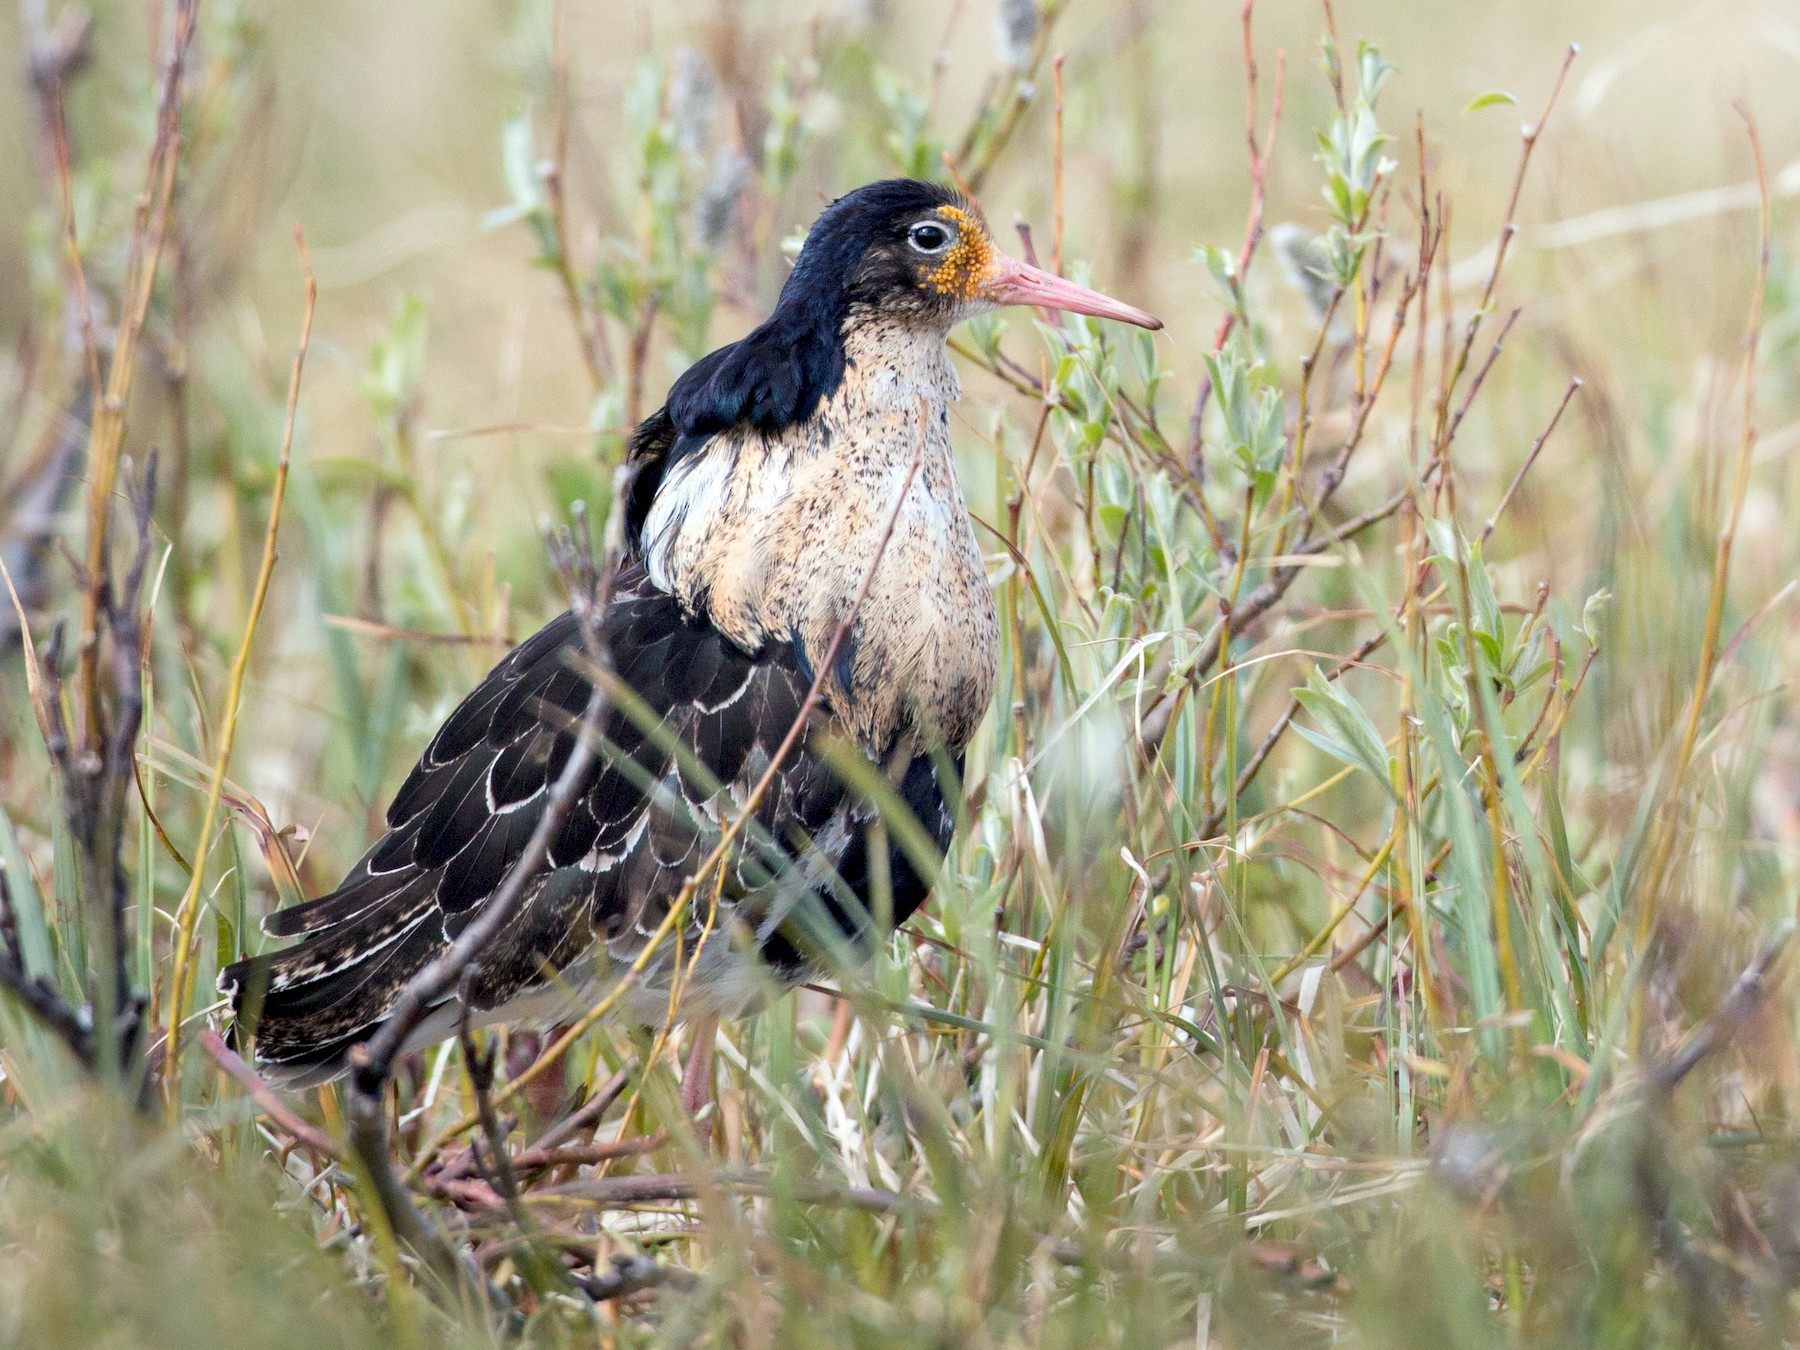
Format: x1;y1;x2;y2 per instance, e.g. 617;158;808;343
1633;110;1770;941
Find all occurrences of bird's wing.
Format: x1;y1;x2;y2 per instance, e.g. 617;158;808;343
221;567;952;1083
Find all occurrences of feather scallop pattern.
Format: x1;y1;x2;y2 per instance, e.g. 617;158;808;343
221;565;956;1085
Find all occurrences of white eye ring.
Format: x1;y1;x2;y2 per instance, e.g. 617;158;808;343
908;221;953;254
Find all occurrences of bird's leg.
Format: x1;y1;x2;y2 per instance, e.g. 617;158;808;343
679;1015;719;1119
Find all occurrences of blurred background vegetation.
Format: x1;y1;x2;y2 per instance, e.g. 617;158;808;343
3;0;1800;1345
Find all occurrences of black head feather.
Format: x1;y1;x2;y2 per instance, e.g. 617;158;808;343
669;179;969;439
626;179;974;549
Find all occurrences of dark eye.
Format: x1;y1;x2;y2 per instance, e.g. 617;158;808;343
908;222;952;253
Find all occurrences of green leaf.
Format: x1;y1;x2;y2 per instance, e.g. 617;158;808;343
1464;537;1502;645
362;293;429;421
1462;90;1517;114
1195;244;1239;305
1357;42;1397;104
1293;668;1395;795
1580;588;1612;646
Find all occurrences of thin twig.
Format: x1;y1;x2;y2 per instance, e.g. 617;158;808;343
75;0;197;742
1431;44;1577;457
537;1169;905;1214
1186;2;1286;449
574;1253;697;1302
959;0;1070;191
92;454;157;1072
516;1063;634;1157
1482;377;1582;542
454;982;563;1294
457;985;528;1219
1050;53;1066;279
0;947;94;1066
509;1137;665;1172
1443;306;1520;447
198;1028;343;1160
1653;930;1791;1093
542;0;610;389
20;2;100;399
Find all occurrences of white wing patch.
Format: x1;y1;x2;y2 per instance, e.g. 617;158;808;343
642;443;736;593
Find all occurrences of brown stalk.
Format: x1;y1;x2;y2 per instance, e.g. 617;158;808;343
453;981;563;1296
20;4;100;397
76;0;197;745
928;0;969;105
1051;53;1066;279
164;228;314;1080
1430;44;1577;458
1443;306;1521;449
8;451;159;1087
1652;931;1791;1093
1632;110;1771;942
543;0;612;390
959;0;1070;191
1482;376;1582;542
428;1070;643;1186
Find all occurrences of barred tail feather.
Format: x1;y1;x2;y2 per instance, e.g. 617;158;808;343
219;882;450;1087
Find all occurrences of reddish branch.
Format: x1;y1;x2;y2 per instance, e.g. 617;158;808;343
1186;1;1287;460
200;1029;343;1160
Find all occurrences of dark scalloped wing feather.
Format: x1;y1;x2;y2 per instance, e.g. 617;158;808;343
221;566;955;1082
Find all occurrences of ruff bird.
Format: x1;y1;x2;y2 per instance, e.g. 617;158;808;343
221;178;1160;1088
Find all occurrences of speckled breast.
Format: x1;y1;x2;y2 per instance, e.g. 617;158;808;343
641;316;999;756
